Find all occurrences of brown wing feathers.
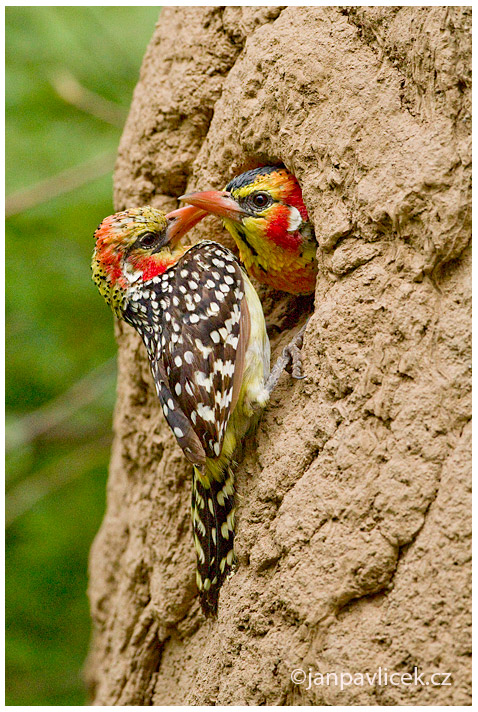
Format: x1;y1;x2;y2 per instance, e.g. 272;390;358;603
124;242;247;465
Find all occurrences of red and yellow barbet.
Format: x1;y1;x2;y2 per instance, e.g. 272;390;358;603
180;166;318;295
91;205;293;616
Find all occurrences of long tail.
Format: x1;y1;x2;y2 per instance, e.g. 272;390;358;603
191;465;235;617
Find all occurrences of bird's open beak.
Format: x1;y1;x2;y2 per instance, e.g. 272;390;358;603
179;190;245;222
165;205;208;246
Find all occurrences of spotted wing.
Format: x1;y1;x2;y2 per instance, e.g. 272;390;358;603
126;242;248;465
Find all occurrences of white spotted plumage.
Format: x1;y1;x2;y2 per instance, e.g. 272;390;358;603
123;240;268;467
92;207;274;617
119;239;270;617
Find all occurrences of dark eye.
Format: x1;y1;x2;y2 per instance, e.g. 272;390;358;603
251;192;270;209
139;232;157;248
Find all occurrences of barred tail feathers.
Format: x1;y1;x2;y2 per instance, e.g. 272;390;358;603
192;464;235;617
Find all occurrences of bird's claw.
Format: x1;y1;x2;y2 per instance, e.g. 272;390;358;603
265;321;308;395
285;343;305;380
282;323;307;380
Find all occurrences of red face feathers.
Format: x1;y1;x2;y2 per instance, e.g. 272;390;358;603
91;205;206;315
179;166;317;295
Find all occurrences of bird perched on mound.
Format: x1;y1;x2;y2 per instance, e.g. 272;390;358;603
180;166;317;296
92;205;295;616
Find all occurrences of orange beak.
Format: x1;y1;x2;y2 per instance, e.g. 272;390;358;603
165;205;208;246
179;190;246;222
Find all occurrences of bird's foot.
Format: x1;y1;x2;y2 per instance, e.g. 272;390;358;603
265;321;308;395
282;322;307;380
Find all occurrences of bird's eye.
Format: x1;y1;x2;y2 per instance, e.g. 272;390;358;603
139;232;157;248
251;192;270;209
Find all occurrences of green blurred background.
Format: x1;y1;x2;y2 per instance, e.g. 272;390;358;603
6;7;160;705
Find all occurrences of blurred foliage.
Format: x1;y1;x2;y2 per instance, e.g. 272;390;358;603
6;7;160;705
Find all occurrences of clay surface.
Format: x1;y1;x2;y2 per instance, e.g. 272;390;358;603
87;7;471;705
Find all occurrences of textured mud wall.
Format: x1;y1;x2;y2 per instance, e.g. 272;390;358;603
87;7;471;705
